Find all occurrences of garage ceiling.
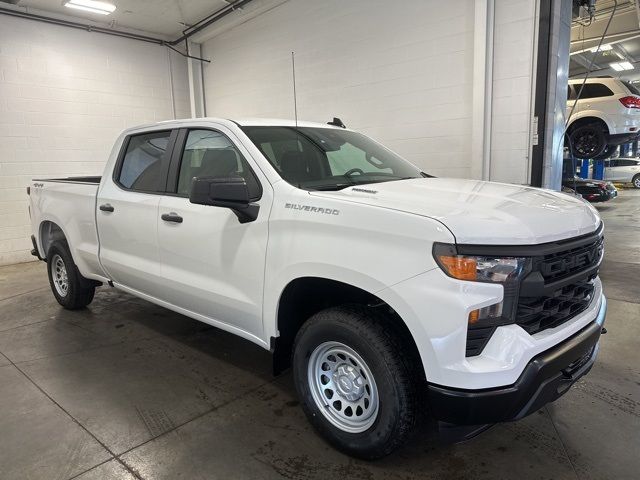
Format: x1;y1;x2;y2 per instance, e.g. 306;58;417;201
0;0;240;37
570;0;640;83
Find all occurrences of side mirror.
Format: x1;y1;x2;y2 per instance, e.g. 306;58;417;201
189;176;259;223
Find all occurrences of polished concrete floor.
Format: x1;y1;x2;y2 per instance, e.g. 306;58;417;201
0;191;638;480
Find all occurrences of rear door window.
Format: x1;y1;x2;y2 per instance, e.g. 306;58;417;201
578;83;614;99
117;131;173;192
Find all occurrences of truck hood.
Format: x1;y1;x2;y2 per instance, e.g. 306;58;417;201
310;178;601;244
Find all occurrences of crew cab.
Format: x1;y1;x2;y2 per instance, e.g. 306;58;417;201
28;118;607;459
567;77;640;159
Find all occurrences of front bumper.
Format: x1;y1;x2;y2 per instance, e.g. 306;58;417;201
426;296;606;425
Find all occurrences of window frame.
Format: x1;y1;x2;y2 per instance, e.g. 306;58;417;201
112;129;178;195
165;127;263;201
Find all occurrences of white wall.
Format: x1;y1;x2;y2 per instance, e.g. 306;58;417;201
489;0;537;184
200;0;538;185
201;0;476;178
0;15;190;266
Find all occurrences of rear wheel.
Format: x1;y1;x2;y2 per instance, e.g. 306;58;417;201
292;305;420;459
633;174;640;189
568;123;607;159
47;240;95;309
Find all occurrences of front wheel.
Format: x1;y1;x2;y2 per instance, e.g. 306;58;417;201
633;174;640;188
292;306;420;459
47;240;95;309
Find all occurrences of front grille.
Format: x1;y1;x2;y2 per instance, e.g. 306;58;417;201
537;236;603;282
463;226;603;357
516;279;595;335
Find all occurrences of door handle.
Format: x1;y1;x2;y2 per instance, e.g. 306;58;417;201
161;212;183;223
99;203;114;212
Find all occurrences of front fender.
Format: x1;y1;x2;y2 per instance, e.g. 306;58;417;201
263;187;456;341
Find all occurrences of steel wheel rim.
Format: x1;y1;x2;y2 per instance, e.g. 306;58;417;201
52;254;69;297
307;341;379;433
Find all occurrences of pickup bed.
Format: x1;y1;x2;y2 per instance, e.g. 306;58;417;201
28;117;607;459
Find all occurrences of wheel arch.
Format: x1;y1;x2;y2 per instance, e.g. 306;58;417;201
39;220;68;260
567;113;611;134
272;276;424;379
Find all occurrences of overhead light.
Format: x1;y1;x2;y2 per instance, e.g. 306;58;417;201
591;44;613;53
63;0;116;15
610;61;634;71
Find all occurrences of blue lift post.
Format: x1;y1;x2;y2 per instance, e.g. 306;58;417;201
580;158;590;178
593;159;604;180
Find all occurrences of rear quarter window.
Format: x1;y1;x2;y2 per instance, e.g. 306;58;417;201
621;80;640;96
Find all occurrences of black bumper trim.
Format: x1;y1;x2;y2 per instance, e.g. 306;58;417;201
427;298;606;425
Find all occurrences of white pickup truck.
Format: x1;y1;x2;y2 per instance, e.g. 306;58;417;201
28;118;607;459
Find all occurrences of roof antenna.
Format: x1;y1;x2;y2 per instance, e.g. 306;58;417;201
291;51;298;128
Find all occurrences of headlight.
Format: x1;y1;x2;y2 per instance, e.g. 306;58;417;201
433;243;527;283
433;243;529;325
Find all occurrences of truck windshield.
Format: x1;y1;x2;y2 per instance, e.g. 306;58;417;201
241;126;424;190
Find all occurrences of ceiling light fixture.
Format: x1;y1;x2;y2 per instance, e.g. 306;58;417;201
610;61;634;71
63;0;116;15
591;44;613;53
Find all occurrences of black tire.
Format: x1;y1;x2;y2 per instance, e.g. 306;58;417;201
633;174;640;189
568;123;607;159
292;305;420;459
46;240;95;310
591;144;617;160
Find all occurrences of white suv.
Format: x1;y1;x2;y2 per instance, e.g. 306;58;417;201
604;158;640;187
567;77;640;159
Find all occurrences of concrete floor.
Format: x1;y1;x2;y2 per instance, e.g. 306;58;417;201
0;192;638;480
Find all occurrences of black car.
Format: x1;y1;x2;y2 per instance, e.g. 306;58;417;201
562;177;618;203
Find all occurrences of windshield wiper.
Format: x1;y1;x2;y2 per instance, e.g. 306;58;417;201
306;184;352;191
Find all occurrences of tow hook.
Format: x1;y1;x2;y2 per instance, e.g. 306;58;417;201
601;327;607;334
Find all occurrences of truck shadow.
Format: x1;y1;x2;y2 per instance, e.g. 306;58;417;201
78;288;582;477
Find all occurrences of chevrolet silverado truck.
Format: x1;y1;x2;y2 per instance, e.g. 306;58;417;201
28;118;607;459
